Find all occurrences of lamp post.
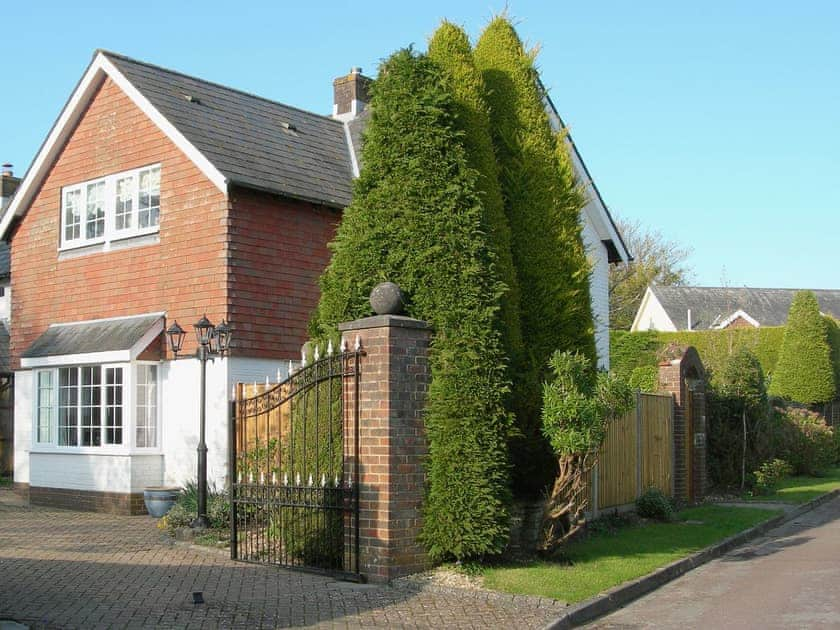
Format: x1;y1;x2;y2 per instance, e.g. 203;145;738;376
166;315;232;529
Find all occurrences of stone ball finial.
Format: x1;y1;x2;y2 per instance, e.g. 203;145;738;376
370;282;405;315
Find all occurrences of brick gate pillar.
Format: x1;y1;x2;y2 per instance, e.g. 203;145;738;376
659;345;707;504
338;313;432;582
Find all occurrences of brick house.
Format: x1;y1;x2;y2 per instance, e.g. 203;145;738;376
3;51;628;513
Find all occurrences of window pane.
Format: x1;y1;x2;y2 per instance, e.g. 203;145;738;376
104;367;123;445
63;189;81;242
37;371;53;443
58;368;78;446
85;181;106;240
115;176;134;231
138;167;161;229
136;364;158;448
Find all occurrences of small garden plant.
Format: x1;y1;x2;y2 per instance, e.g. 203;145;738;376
751;459;793;496
158;481;230;546
635;487;675;521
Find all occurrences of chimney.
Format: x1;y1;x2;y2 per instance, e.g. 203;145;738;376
0;164;21;211
687;309;692;331
332;67;371;122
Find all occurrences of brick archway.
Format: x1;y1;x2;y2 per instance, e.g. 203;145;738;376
659;346;706;503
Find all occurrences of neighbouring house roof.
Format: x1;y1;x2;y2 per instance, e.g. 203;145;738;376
20;313;164;368
648;286;840;330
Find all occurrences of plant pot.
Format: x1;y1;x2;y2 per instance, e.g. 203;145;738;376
143;486;180;517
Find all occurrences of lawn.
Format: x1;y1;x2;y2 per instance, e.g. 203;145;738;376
746;466;840;504
481;505;779;604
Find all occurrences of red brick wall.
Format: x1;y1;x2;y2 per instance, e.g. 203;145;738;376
10;78;342;367
10;77;229;367
227;187;339;359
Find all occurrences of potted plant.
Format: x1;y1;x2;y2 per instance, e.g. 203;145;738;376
143;486;181;517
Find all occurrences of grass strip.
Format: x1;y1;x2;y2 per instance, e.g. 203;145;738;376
746;467;840;504
481;505;779;603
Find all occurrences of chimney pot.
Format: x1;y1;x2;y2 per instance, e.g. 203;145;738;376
1;163;12;177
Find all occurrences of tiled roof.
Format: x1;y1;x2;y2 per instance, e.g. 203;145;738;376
104;51;354;208
21;314;163;359
652;286;840;330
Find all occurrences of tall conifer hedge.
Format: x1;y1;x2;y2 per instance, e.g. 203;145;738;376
474;17;595;492
769;291;836;404
311;49;512;560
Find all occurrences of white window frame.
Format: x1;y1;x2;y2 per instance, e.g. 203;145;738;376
32;360;162;454
59;164;161;251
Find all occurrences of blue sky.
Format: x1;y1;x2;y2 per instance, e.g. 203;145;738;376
2;1;837;288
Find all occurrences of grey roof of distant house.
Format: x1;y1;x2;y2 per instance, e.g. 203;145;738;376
103;51;354;208
652;286;840;330
22;314;162;358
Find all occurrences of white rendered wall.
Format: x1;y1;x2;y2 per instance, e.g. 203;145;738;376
229;357;292;390
13;370;32;484
581;217;611;369
30;453;132;491
160;357;230;489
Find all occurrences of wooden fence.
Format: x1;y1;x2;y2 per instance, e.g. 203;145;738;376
584;391;674;517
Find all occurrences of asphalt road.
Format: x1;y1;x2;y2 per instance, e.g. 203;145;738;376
586;495;840;629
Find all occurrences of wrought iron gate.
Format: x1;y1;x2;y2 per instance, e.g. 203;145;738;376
229;342;362;580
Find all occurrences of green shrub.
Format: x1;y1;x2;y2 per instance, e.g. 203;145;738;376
776;406;835;475
769;291;836;404
751;459;793;495
474;16;594;495
311;48;513;561
635;487;674;521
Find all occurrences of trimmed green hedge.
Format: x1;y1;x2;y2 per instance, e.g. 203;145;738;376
611;327;787;386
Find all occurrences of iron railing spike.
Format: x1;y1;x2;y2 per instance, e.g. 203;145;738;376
295;473;301;486
334;474;340;488
340;338;348;353
288;360;294;375
314;345;320;361
354;335;362;351
271;471;277;485
321;473;327;487
265;375;269;386
327;339;334;356
308;474;314;487
249;472;253;483
283;473;288;486
259;472;265;484
276;368;282;382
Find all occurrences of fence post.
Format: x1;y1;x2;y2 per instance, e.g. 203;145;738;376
592;464;600;519
635;390;643;499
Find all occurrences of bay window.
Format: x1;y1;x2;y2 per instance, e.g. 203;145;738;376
60;164;161;250
35;363;159;450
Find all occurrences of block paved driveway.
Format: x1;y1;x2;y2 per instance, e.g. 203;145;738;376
0;490;563;629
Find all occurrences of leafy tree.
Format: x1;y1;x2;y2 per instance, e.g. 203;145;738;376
609;218;693;330
769;291;836;404
311;48;512;560
718;348;768;488
427;21;525;377
540;351;633;551
474;16;594;493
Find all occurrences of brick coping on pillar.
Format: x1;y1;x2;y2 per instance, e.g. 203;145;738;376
338;314;432;332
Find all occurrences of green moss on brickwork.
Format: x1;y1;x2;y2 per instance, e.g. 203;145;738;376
769;291;836;404
311;49;512;561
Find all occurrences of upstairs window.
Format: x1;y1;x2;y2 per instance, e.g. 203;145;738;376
60;164;161;250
